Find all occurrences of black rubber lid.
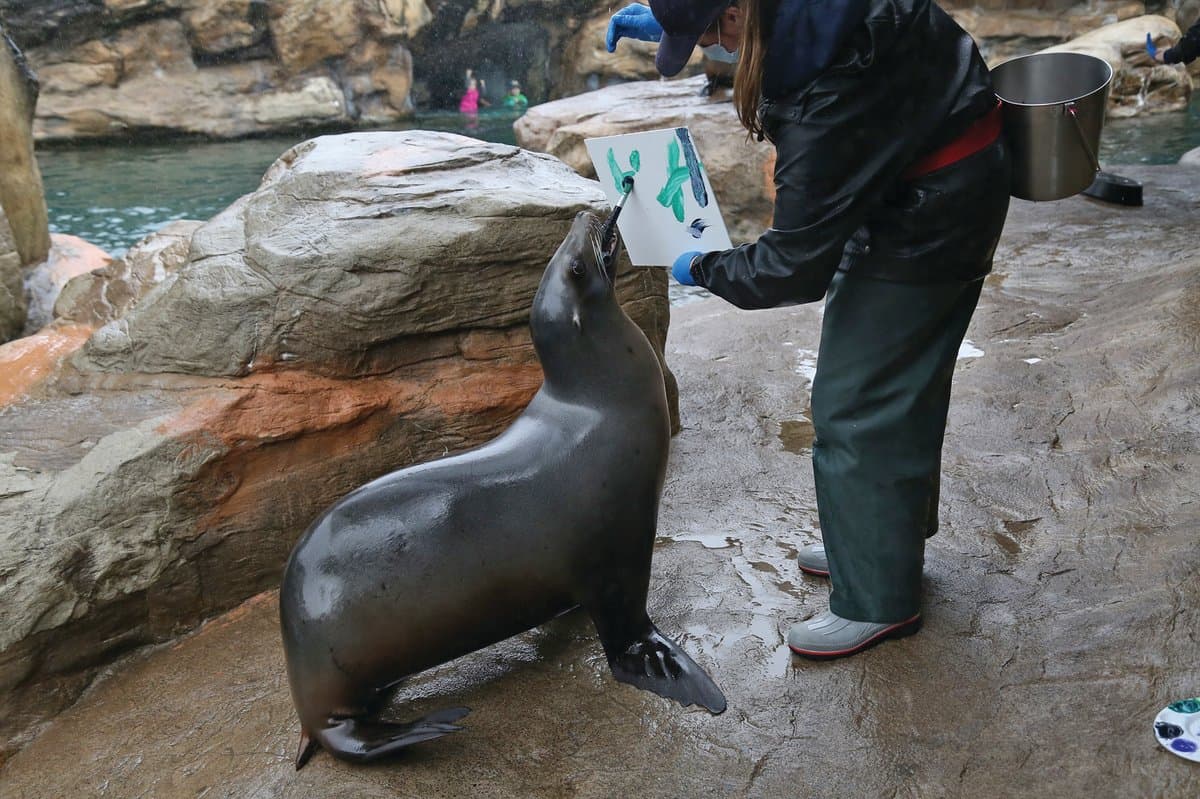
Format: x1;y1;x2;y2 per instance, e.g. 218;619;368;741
1082;171;1144;207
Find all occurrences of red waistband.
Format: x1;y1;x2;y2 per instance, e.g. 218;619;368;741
902;101;1003;180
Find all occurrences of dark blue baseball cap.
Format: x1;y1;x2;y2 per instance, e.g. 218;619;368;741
649;0;733;78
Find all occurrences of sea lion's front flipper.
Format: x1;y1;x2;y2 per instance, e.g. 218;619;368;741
310;707;471;766
606;626;728;715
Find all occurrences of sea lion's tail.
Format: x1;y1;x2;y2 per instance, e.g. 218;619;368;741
607;627;727;715
294;707;471;770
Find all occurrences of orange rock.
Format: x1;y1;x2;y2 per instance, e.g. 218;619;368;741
46;233;112;279
140;358;544;553
0;324;93;406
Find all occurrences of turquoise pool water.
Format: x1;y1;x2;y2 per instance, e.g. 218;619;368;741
36;97;1200;259
1099;94;1200;165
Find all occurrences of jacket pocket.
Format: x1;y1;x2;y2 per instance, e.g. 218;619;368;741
856;136;1012;280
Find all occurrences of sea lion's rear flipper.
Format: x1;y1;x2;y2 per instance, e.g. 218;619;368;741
308;707;471;766
605;626;727;715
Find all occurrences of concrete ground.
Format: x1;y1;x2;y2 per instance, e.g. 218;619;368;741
1;166;1197;797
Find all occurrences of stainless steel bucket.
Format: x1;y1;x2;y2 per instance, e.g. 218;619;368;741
992;52;1113;202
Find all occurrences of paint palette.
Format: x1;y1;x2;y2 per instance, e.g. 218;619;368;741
1154;697;1200;762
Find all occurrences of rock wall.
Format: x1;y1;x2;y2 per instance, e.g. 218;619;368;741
1048;15;1192;117
951;0;1200;80
553;9;704;99
7;0;420;141
0;0;708;142
0;131;677;762
0;24;51;341
949;0;1148;65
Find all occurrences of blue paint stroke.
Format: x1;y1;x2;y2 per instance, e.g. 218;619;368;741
1170;738;1198;754
675;128;709;208
688;218;709;239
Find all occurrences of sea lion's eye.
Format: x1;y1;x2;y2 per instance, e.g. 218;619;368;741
570;259;586;277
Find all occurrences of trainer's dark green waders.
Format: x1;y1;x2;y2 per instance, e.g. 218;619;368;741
812;272;984;623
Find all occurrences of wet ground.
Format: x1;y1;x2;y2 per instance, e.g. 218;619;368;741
2;166;1198;796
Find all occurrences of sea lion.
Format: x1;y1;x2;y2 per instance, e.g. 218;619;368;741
279;210;726;770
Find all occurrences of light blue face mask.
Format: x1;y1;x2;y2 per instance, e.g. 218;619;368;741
700;22;738;63
701;43;739;63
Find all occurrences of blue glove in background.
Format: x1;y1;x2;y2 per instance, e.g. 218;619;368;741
672;251;701;286
1146;32;1157;59
606;3;663;52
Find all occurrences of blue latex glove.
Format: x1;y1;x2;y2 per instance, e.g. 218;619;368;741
1146;32;1157;59
672;251;701;286
606;3;663;53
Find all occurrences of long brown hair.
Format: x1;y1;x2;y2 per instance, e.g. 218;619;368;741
733;0;777;140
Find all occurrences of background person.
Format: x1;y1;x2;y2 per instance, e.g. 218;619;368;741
503;80;529;110
607;0;1012;659
459;69;490;114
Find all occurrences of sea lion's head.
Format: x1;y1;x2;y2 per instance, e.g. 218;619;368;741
531;211;622;344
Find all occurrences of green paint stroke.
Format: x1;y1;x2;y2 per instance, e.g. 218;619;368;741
1168;698;1200;714
607;148;641;194
656;138;692;223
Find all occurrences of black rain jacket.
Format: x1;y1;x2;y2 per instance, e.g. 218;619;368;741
692;0;1011;309
1164;18;1200;65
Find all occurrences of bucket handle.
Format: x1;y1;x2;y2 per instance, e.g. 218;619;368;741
1065;102;1102;175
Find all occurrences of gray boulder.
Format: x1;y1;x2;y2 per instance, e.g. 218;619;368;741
75;132;668;380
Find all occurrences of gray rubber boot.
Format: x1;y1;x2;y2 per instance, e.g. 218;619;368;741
796;543;829;577
787;610;921;659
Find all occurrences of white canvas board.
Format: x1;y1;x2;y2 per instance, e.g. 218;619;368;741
585;127;733;267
